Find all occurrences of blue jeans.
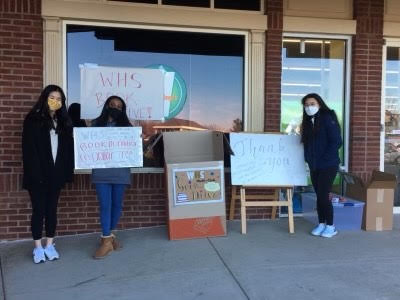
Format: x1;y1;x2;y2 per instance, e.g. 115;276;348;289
95;183;126;236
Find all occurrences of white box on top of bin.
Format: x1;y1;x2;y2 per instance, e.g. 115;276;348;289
342;170;396;231
302;193;365;230
162;131;231;240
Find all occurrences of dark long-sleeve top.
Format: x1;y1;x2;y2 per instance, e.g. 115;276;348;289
91;121;132;185
303;111;343;171
22;114;74;190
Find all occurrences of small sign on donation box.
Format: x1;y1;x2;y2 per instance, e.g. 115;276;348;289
73;127;143;169
172;166;224;206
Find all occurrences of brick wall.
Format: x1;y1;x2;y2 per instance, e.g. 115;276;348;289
0;0;276;240
7;0;388;240
0;0;387;240
0;0;43;239
264;0;283;132
58;174;166;237
350;0;384;181
248;0;284;219
0;0;175;240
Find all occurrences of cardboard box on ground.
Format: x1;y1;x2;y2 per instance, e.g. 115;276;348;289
342;170;397;231
152;131;232;240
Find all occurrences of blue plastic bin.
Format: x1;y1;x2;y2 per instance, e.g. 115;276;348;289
302;193;365;230
280;192;302;214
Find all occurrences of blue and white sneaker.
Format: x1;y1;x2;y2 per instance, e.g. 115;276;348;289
321;225;338;238
311;223;326;236
33;247;46;264
44;244;60;261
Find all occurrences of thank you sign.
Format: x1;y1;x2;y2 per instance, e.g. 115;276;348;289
74;127;143;169
230;133;307;186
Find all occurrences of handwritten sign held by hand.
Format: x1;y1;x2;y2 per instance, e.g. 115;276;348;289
74;127;143;169
230;133;307;186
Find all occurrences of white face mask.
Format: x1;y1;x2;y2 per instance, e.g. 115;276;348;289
305;105;319;116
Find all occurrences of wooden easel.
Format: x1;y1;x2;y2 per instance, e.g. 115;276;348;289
229;185;294;234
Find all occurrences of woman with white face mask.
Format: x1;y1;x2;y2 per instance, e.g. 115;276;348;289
301;93;342;238
22;85;74;263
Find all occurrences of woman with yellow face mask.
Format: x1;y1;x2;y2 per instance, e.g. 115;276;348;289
22;85;74;264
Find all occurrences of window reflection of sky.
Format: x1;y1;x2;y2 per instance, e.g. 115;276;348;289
384;51;400;182
386;61;400;110
281;46;345;131
67;30;243;131
281;40;346;179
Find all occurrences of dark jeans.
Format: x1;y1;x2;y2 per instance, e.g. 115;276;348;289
310;167;338;226
95;183;126;236
28;185;61;240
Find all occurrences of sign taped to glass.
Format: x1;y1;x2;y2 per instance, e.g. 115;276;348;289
79;64;165;120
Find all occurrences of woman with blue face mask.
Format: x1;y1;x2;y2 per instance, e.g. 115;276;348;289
301;93;342;238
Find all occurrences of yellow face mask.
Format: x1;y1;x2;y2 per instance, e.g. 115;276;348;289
48;97;62;111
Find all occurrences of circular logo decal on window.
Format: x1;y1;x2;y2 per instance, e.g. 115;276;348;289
146;64;187;120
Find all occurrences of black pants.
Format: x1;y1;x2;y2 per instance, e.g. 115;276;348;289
310;167;338;225
28;185;61;240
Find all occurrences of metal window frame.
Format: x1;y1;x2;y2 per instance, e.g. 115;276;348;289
381;38;400;171
282;32;352;172
62;20;249;173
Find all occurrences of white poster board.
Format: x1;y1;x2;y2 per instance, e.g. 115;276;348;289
80;65;164;120
230;133;307;186
74;127;143;169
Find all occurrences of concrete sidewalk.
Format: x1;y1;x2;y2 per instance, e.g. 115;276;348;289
1;217;400;300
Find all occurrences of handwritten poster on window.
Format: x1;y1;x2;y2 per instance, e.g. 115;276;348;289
172;166;224;206
73;127;143;169
80;65;164;120
230;133;307;186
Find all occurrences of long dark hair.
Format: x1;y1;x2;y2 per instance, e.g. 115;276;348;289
91;96;131;127
300;93;339;144
27;84;72;134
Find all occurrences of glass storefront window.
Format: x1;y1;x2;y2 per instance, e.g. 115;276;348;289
281;38;346;134
281;37;348;190
384;46;400;206
66;24;244;167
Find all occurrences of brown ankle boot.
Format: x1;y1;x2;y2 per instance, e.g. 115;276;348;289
94;236;113;259
111;233;122;251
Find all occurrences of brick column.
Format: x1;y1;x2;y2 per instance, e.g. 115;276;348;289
350;0;384;181
264;0;283;132
0;0;43;239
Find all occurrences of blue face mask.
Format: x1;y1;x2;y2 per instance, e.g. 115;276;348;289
305;105;319;116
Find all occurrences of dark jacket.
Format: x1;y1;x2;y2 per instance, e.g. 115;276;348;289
22;114;74;190
303;111;342;171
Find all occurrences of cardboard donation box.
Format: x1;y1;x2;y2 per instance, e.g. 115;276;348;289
163;131;227;240
343;171;397;231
